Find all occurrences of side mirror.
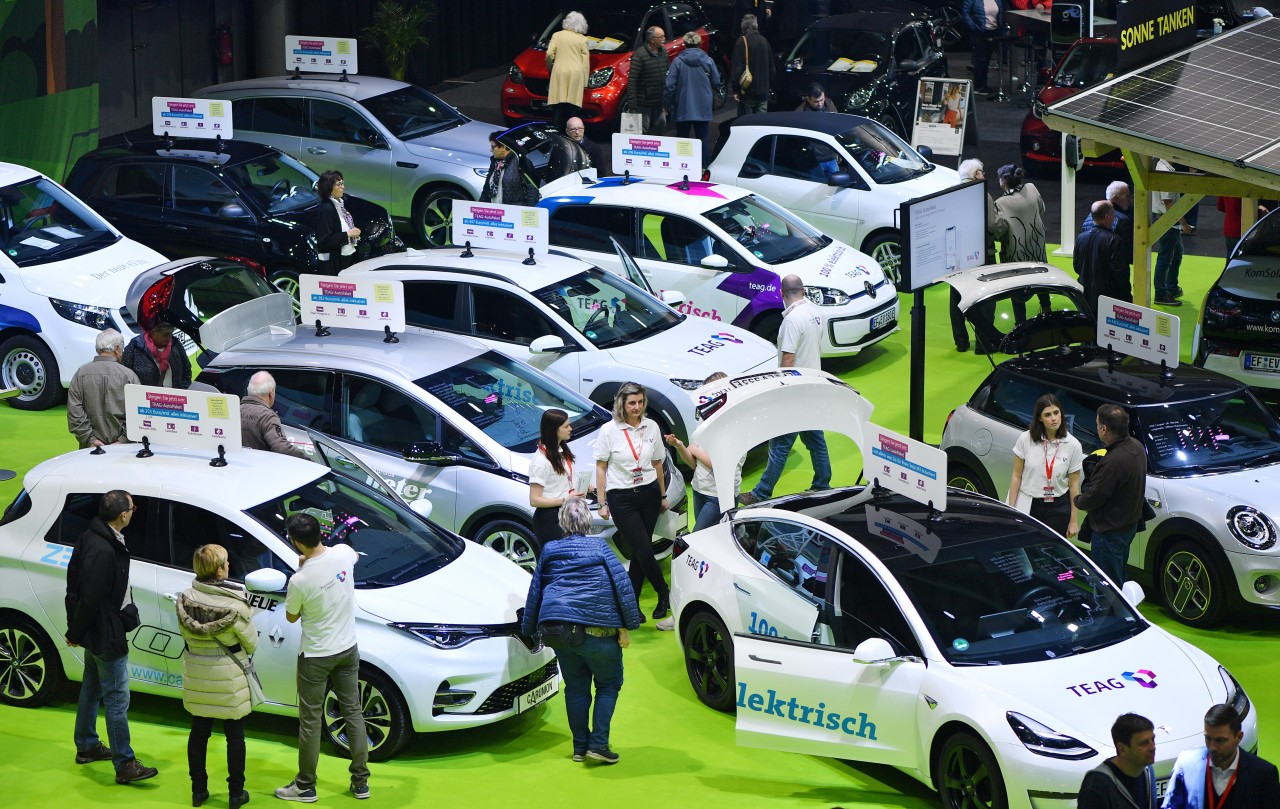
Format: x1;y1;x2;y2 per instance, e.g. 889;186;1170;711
245;568;288;593
409;499;434;520
851;637;897;664
898;59;919;74
358;127;385;147
827;171;856;188
661;289;687;307
403;440;461;467
529;334;569;354
218;203;251;220
916;144;934;162
700;254;730;270
1121;580;1146;608
739;163;766;179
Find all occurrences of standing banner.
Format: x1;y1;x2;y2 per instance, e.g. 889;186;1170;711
911;78;969;157
125;385;242;451
451;202;549;253
152;97;233;139
1096;295;1180;367
285;35;359;74
299;275;406;333
611;133;701;179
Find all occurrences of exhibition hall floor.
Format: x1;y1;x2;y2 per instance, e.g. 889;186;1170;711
4;251;1277;808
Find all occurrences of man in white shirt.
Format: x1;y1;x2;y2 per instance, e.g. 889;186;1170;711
739;275;830;504
1163;703;1280;808
275;514;369;802
1152;159;1186;306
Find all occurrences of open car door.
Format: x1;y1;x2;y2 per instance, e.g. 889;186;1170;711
941;262;1094;357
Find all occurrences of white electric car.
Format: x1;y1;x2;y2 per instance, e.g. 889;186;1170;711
669;370;1257;809
0;440;558;761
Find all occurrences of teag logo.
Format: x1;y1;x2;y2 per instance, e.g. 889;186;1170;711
1066;668;1157;696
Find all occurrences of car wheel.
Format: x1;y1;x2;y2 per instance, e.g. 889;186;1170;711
0;615;65;707
864;232;903;287
751;312;783;345
413;186;468;248
474;518;541;571
683;610;735;712
937;731;1008;809
268;267;302;320
0;335;63;411
938;2;967;49
1159;541;1226;627
324;664;411;762
947;464;993;498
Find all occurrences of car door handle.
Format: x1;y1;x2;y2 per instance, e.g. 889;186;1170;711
396;161;419;169
163;592;178;603
748;654;780;665
307;147;327;155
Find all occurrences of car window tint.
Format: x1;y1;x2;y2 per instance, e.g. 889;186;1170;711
221;153;320;215
470;286;557;346
441;420;490;465
733;518;832;603
403;280;459;330
980;372;1041;430
246;96;307;138
772;135;843;183
665;4;702;38
343;377;437;452
548;205;635;253
270;368;335;433
91;164;166;207
50;493;154;557
310;100;372;145
895;25;926;64
167;502;289;581
744;136;773;175
638;211;723;266
832;549;922;656
171;165;238;217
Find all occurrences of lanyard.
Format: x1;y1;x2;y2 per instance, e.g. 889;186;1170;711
622;424;642;464
1207;759;1238;809
1043;439;1060;483
538;445;574;491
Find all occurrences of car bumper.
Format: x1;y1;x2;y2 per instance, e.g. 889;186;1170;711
821;297;899;356
1200;349;1280;390
1223;546;1280;606
501;81;623;126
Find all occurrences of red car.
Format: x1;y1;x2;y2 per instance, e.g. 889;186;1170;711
1020;37;1124;173
501;1;724;129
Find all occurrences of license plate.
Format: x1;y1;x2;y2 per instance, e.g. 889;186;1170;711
872;310;895;331
1156;778;1169;799
1245;353;1280;373
517;678;557;713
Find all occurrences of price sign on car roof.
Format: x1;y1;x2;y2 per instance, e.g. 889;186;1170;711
299;274;406;333
452;202;549;255
152;97;233;140
285;35;358;74
125;384;242;452
611;133;701;181
1096;295;1180;368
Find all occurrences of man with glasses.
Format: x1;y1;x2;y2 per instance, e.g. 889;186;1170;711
625;26;669;135
565;116;608;175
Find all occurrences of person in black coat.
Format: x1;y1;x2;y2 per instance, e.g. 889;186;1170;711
480;133;540;207
566;117;609;175
65;490;159;784
120;317;191;389
1163;703;1280;809
315;170;361;275
731;14;773;115
1074;200;1131;318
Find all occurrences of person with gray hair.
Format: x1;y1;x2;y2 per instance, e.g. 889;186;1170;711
67;328;140;449
664;31;720;168
522;496;641;764
239;371;305;458
547;10;591;132
625;25;669;135
1075;199;1130;317
951;159;1008;351
1082;180;1134;270
731;13;772;115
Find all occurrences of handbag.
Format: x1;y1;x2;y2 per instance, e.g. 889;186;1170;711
119;599;140;633
738;36;753;90
213;635;266;707
620;111;644;134
537;621;585;650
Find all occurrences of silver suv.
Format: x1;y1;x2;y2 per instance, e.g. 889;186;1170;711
196;74;498;247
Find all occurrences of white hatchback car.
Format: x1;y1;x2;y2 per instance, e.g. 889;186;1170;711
344;245;778;441
0;441;557;761
0;162;168;410
669;370;1257;809
537;174;898;357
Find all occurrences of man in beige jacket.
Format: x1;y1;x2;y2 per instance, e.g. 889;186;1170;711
67;329;139;448
239;371;306;458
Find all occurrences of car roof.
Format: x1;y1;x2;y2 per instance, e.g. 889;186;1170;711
813;11;920;34
997;351;1249;408
349;247;594;291
0;162;44;185
727;112;875;137
541;174;751;209
28;444;327;508
198;74;413;102
82;137;285;166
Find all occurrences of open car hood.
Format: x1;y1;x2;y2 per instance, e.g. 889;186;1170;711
941;262;1093;356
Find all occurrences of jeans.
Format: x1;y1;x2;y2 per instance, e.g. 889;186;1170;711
691;490;722;532
737;97;768;116
752;431;831;500
1153;226;1183;298
74;648;134;770
608;481;668;601
1091;526;1137;586
557;634;624;754
295;645;369;789
189;715;245;794
675;120;711;169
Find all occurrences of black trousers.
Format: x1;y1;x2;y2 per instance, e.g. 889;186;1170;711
533;506;567;544
608;480;668;601
189;714;246;793
1029;496;1071;538
970;28;993;90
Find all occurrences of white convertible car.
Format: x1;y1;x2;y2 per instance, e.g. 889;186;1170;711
669;370;1258;809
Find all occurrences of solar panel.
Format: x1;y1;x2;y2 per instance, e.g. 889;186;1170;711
1047;16;1280;176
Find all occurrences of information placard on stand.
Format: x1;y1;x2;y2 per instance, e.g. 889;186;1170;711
299;275;406;333
911;78;970;157
152;97;233;139
285;35;358;74
866;422;947;510
610;133;701;179
125;385;242;451
451;203;549;253
1096;295;1180;367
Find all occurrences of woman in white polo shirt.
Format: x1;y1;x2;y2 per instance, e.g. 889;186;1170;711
529;409;577;543
595;382;669;623
1007;393;1084;538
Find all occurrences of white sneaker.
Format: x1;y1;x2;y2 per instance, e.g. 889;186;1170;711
655;617;675;631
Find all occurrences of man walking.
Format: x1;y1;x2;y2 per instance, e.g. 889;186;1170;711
67;328;139;449
276;513;369;802
1078;713;1158;809
240;371;307;459
739;275;830;504
731;14;772;115
625;26;669;136
66;489;158;785
1075;404;1146;585
1075;200;1131;317
1163;704;1280;808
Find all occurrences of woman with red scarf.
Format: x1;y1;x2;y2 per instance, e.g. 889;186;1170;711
121;316;192;389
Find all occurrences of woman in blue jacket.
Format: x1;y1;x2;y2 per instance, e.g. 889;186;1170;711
522;496;642;764
664;32;720;169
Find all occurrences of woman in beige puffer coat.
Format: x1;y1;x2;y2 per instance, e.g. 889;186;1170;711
177;544;258;809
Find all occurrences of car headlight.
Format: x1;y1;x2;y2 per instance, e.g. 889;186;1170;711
50;298;115;331
587;66;615;89
788;57;805;70
1227;506;1276;550
805;285;851;306
390;622;506;649
1220;666;1252;720
508;64;524;84
669;377;703;391
1006;712;1098;760
844;87;874;109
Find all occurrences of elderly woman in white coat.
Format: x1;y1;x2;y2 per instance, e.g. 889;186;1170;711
547;11;591;133
176;544;258;809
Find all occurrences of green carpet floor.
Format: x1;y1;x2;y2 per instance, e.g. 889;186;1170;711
4;249;1276;808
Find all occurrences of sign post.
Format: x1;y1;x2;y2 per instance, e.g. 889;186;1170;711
125;385;242;465
610;133;702;181
285;35;358;74
450;202;549;257
152;97;233;140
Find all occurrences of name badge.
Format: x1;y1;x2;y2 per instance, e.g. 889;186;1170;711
1043;485;1055;503
631;466;644;485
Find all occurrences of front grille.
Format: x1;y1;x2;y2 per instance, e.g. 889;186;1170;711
475;660;559;714
525;78;549;97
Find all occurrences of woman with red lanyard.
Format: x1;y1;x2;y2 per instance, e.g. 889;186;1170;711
529;409;577;544
594;382;669;623
1007;393;1084;538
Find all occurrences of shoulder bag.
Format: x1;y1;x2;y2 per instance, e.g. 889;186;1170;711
537;621;585;650
738;36;753;90
213;635;266;707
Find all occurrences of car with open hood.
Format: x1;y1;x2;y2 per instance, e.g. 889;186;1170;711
668;368;1257;809
939;262;1280;627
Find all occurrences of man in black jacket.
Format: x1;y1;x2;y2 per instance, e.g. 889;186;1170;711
1075;405;1147;586
1163;703;1280;808
479;133;540;207
1075;200;1131;317
65;489;158;784
625;26;669;135
1078;713;1157;809
731;14;773;115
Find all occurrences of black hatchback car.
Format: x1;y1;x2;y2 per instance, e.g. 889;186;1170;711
64;138;404;299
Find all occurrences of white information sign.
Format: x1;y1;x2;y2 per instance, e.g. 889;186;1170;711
299;275;406;333
610;133;701;180
286;35;358;74
152;97;233;139
911;78;970;157
125;384;241;451
865;504;941;563
866;422;948;510
903;180;986;290
451;202;549;253
1096;295;1180;368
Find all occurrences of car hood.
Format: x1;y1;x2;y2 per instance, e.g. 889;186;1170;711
19;236;167;309
401;120;503;165
513;45;631;79
778;239;888;290
782;66;883;98
1215;258;1280;298
1163;463;1280;511
357;540;530;624
605;319;777;379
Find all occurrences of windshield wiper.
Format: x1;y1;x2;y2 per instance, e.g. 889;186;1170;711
403;119;459;139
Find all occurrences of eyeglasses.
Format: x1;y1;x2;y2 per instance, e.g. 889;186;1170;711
567;126;585;132
334;179;345;186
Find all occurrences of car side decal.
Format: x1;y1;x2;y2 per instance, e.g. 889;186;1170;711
0;303;42;333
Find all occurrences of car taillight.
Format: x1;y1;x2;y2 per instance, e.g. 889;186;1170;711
672;535;690;559
701;168;710;182
225;255;268;278
138;275;175;329
943;408;956;432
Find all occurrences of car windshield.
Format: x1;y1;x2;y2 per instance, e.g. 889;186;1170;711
1136;390;1280;476
222;152;319;215
538;11;636;52
416;350;605;452
360;85;463;140
703;194;830;264
0;176;119;266
533;267;680;348
1051;42;1116;89
1234;208;1280;260
785;28;890;70
245;471;464;588
836;123;932;184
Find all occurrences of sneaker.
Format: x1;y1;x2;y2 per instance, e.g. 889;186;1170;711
274;782;318;803
656;617;675;631
572;752;586;762
75;742;112;764
737;491;761;506
352;783;370;800
114;758;158;784
587;747;620;764
1154;296;1182;307
1174;286;1184;296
